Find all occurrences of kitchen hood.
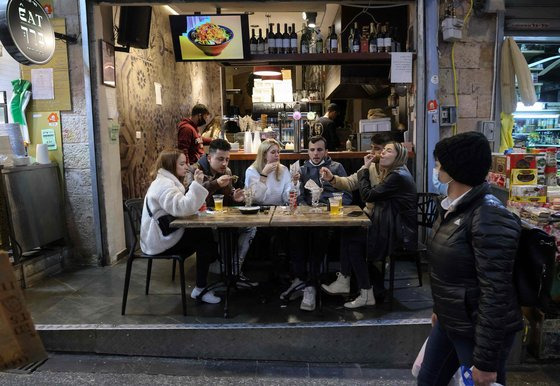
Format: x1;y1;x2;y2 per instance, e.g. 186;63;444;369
325;65;390;100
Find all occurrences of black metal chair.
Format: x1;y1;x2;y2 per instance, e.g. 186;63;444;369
122;198;188;316
385;192;439;306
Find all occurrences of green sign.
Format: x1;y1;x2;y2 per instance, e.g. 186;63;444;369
41;128;57;150
109;120;119;142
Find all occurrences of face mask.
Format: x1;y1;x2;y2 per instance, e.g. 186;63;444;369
198;116;207;128
432;168;449;195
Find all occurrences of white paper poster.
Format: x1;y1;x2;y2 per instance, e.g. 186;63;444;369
390;52;413;84
105;87;118;119
154;82;162;105
31;68;55;100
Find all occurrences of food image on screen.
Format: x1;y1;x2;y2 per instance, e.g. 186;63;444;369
170;15;246;61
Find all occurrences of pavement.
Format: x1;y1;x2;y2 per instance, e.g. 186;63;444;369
0;353;559;386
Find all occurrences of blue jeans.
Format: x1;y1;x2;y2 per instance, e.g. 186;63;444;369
417;321;516;386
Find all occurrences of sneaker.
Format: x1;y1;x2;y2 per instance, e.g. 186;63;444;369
238;272;258;288
208;260;222;275
280;278;305;300
344;288;375;309
300;286;316;311
321;272;350;295
191;287;221;304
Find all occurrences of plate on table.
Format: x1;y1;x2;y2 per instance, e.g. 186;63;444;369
238;206;260;215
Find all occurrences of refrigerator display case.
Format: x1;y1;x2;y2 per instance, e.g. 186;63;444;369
513;102;560;148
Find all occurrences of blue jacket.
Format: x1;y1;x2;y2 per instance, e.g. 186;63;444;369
298;156;352;205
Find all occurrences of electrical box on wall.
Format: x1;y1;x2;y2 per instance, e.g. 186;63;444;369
440;106;457;126
477;120;496;141
441;17;463;42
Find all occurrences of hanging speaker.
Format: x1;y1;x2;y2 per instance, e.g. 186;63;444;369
117;6;152;49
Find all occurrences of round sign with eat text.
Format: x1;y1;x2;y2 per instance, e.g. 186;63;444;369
0;0;55;65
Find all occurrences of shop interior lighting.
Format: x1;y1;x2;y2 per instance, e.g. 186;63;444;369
513;113;560;119
516;102;545;111
302;12;317;28
528;55;560;68
253;66;282;76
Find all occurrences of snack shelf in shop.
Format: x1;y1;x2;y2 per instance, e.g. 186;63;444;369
536;128;560;132
531;144;560;147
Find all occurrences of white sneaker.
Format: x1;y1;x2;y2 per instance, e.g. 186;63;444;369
191;287;221;304
300;286;316;311
321;272;350;295
208;260;222;275
280;278;305;300
344;288;375;309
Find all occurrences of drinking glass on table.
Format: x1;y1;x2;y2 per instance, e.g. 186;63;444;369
213;194;224;212
332;192;343;214
244;185;254;207
310;188;323;213
329;197;341;215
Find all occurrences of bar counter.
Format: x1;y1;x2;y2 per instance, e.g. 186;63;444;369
229;151;369;161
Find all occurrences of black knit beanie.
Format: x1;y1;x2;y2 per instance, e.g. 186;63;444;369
433;131;491;187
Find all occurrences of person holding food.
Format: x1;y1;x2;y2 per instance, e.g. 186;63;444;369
141;149;220;304
186;138;257;287
244;139;298;206
177;104;213;165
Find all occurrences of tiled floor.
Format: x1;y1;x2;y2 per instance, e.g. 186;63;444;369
23;255;433;325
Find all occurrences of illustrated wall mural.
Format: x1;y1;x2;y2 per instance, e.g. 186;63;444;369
116;6;222;199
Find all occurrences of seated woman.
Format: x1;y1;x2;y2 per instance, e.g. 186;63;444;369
322;142;417;308
244;139;296;205
141;149;221;304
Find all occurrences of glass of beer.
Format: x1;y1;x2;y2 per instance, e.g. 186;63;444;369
329;197;341;215
332;192;343;214
213;194;224;212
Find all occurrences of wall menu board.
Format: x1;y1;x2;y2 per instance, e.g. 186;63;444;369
20;18;71;111
169;14;249;62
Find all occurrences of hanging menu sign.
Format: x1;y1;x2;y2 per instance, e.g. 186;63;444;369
0;0;55;65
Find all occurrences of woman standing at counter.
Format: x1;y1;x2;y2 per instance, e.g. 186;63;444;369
245;139;296;205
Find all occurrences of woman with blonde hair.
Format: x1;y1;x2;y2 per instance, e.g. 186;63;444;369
244;139;297;205
141;149;221;304
322;141;417;308
201;116;222;141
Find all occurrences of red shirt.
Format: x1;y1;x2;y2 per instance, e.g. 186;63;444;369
177;118;211;164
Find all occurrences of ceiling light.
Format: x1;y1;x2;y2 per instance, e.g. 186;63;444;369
302;11;317;28
253;66;282;76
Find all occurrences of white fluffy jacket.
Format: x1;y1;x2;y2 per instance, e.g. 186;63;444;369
140;169;208;255
245;164;293;205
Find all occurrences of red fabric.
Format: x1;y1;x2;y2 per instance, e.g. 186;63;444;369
177;118;204;164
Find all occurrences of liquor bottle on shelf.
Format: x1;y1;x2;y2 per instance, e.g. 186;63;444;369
282;23;290;54
250;28;257;55
275;23;282;54
384;23;392;53
360;25;369;53
300;23;309;54
392;26;401;52
257;28;265;54
315;28;324;53
352;22;361;53
376;23;384;53
264;28;269;53
347;26;354;53
325;26;332;53
329;24;338;53
291;23;298;54
268;23;276;54
368;22;377;53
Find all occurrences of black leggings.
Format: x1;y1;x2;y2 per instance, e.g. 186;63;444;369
339;228;372;290
163;228;218;288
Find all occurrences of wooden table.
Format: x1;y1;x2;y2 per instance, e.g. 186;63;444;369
270;205;371;227
172;207;275;318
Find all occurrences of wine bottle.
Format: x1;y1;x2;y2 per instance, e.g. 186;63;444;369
264;28;269;53
291;23;298;54
250;28;257;55
268;23;276;54
352;22;361;53
384;23;392;53
300;24;309;54
257;28;265;54
325;26;332;53
315;28;324;53
282;23;290;54
275;23;282;54
368;22;377;53
360;25;369;53
347;26;354;53
376;23;384;53
330;24;338;53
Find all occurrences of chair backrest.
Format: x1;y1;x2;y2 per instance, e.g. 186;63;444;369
417;192;438;228
124;198;144;254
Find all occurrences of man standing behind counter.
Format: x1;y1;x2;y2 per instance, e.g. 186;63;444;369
318;103;341;151
178;104;212;164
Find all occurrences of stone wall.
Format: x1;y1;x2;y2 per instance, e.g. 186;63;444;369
438;10;497;138
56;0;97;265
117;6;222;199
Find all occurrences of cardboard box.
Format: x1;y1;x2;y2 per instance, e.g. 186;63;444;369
511;169;538;185
510;184;547;203
494;155;508;174
507;154;537;170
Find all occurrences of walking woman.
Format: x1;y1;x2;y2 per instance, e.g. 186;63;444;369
322;141;417;308
141;149;221;304
418;132;522;386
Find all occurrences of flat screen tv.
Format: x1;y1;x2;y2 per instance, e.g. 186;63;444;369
169;14;249;61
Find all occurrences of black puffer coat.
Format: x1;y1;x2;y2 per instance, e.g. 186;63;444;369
429;183;523;372
358;165;417;262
